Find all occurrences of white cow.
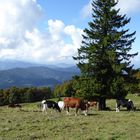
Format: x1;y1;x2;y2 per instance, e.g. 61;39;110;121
41;100;48;112
58;101;65;110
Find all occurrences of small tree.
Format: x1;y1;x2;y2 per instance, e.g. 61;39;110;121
9;87;20;104
74;0;138;110
0;89;4;106
53;81;75;98
24;88;35;102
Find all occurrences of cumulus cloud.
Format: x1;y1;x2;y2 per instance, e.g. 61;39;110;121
64;25;83;48
48;19;65;41
0;0;42;48
116;0;140;14
24;20;83;64
0;0;83;64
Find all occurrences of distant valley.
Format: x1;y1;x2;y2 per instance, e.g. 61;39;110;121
0;60;80;89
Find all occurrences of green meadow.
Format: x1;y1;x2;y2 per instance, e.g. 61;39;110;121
0;94;140;140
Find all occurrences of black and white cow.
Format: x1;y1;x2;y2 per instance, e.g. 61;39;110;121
116;99;135;112
41;100;61;113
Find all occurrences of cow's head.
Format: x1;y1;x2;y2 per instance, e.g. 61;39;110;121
41;100;46;104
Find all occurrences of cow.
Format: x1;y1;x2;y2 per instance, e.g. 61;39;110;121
41;100;61;113
88;101;98;108
8;104;22;108
63;97;89;116
116;99;135;112
58;101;65;111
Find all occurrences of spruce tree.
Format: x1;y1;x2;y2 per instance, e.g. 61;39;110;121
73;0;138;110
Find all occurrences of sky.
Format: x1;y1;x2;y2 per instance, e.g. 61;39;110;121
0;0;140;67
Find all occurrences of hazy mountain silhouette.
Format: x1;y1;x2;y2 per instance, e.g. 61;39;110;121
0;65;80;89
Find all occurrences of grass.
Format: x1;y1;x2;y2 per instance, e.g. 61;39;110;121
0;94;140;140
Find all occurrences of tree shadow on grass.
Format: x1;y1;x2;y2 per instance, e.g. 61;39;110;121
136;109;140;111
20;109;42;112
87;113;100;116
111;107;140;112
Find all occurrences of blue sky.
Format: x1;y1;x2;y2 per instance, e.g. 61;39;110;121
0;0;140;67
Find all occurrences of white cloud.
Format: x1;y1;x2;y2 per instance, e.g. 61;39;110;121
81;0;92;18
116;0;140;14
0;0;83;64
48;19;65;41
24;20;83;64
0;20;83;64
64;25;83;48
0;0;42;49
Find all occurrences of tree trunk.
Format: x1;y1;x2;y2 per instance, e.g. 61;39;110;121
98;98;106;110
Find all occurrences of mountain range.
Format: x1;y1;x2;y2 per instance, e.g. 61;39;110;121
0;60;80;89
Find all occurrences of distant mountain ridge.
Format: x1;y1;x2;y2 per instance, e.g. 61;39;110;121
0;60;38;70
0;66;80;89
0;60;75;70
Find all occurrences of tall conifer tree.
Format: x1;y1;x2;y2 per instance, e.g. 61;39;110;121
73;0;138;110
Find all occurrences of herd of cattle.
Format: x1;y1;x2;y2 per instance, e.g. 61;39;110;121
8;97;136;116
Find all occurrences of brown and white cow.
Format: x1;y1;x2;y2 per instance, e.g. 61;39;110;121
88;101;98;108
63;97;89;116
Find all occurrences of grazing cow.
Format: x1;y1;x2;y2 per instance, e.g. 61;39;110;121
8;104;22;108
116;99;135;112
41;100;61;113
63;97;89;116
58;101;65;110
88;101;98;108
15;104;22;108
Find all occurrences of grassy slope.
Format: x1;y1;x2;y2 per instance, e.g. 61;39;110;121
0;94;140;140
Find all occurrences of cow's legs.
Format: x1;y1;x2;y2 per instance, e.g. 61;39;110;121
83;110;88;116
116;107;120;112
116;103;120;112
75;107;79;116
66;107;70;115
42;104;47;114
130;101;135;111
